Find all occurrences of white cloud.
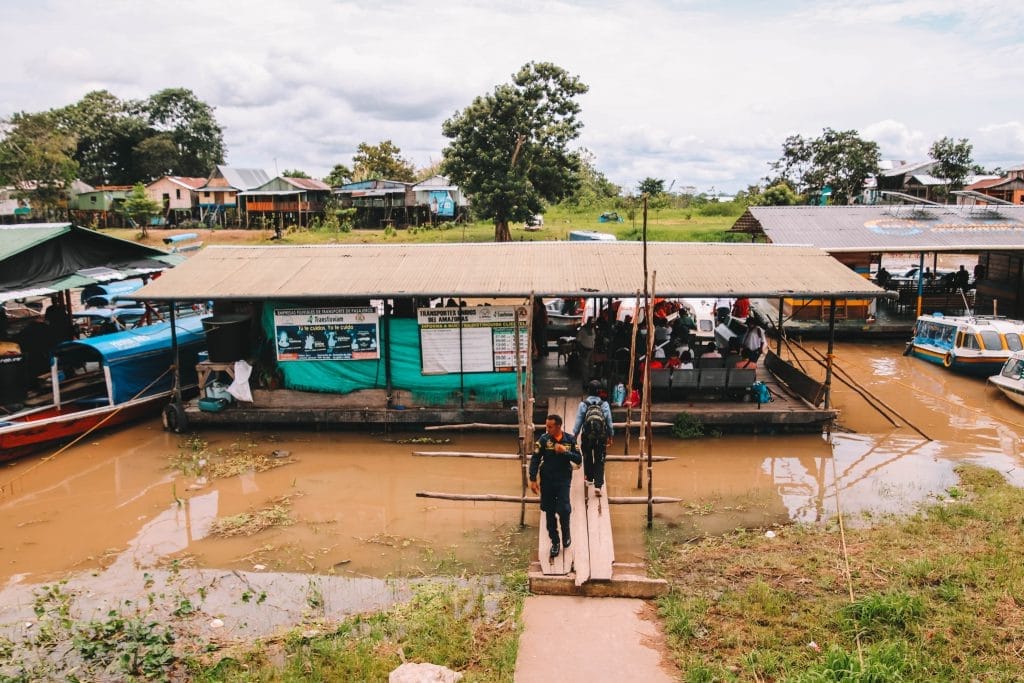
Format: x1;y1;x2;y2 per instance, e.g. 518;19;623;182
1;0;1022;191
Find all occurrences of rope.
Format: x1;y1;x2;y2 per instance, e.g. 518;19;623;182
0;365;173;498
830;440;865;667
885;376;1024;431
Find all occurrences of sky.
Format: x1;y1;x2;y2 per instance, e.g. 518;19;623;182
2;0;1023;194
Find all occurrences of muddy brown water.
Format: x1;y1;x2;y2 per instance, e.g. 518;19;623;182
2;342;1023;588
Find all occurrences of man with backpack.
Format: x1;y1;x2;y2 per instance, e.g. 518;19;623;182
572;380;615;497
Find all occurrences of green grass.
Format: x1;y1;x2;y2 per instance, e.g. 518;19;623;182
652;464;1024;681
102;201;749;247
188;576;528;682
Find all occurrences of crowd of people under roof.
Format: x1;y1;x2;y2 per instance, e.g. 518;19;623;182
540;296;766;395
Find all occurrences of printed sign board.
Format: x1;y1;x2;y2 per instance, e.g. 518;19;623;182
274;307;379;361
417;306;529;375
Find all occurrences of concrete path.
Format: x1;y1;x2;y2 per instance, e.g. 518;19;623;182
514;595;676;682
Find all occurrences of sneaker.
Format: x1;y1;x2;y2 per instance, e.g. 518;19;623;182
549;543;560;558
585;478;594;485
563;534;572;548
595;487;603;497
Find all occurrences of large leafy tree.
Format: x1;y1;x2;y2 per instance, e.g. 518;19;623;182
351;140;416;182
769;128;880;204
0;110;79;218
929;136;974;194
56;90;148;186
144;88;225;178
442;61;589;241
47;88;224;185
323;163;352;186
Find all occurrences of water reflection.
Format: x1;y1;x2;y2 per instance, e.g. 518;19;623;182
0;342;1022;583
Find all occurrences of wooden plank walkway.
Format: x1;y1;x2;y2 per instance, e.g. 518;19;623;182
537;396;615;584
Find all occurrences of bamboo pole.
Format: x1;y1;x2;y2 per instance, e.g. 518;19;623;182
625;288;641;460
415;492;681;504
514;303;528;527
804;345;932;441
645;271;657;526
424;421;673;432
411;451;675;462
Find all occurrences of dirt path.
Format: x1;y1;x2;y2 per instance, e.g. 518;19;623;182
514;595;676;682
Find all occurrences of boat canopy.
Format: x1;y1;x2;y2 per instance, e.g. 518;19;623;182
54;316;206;404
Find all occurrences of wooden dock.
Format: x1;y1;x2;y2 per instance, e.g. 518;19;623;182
531;397;665;598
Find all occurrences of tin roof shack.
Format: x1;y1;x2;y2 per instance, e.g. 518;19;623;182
145;176;206;225
731;204;1024;334
196;166;271;227
965;165;1024;205
136;241;885;432
333;179;414;228
239;176;332;229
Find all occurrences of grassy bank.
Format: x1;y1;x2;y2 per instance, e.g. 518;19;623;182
650;464;1024;681
190;574;528;682
101;202;748;248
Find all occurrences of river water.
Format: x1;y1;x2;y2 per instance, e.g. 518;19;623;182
2;341;1022;588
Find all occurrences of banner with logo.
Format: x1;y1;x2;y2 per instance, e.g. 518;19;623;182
274;307;379;361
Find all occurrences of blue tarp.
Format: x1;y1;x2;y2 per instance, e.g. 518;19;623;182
263;304;519;404
55;315;206;404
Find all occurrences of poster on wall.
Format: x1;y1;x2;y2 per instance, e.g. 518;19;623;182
274;307;379;361
417;305;529;375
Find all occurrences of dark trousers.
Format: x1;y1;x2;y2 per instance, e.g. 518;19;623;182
582;440;607;488
541;481;571;544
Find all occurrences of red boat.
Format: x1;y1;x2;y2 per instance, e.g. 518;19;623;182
0;316;205;460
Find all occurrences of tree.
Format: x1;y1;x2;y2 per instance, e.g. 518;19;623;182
323;164;352;187
769;128;880;204
0;110;79;219
144;88;225;178
351;140;416;182
637;177;665;196
122;183;162;237
562;149;619;207
281;169;310;178
442;61;589;241
750;182;801;206
134;133;180;180
929;136;974;194
56;90;148;186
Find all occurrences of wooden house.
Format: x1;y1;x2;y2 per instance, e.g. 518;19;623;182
965;165;1024;204
239;176;331;228
146;176;206;225
333;179;414;228
196;166;270;227
71;185;133;227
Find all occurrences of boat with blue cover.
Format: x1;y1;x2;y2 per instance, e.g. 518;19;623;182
906;313;1024;377
0;316;206;460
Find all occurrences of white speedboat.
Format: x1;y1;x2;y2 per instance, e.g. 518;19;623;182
989;351;1024;408
906;314;1024;377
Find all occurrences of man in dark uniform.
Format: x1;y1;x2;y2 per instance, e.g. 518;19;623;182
529;414;582;559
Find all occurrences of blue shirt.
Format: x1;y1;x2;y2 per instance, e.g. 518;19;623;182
572;396;614;438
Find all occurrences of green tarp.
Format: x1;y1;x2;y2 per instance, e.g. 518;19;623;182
262;303;519;405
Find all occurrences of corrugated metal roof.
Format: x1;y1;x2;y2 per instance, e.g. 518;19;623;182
0;223;71;260
284;177;330;191
882;160;936;177
136;241;886;301
199;166;271;191
740;206;1024;253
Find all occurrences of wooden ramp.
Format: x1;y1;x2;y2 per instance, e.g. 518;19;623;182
534;396;630;592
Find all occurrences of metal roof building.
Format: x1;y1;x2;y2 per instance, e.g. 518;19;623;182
731;205;1024;253
136;241;885;301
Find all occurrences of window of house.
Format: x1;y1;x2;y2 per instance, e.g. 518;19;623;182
90;196;96;204
176;189;181;199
